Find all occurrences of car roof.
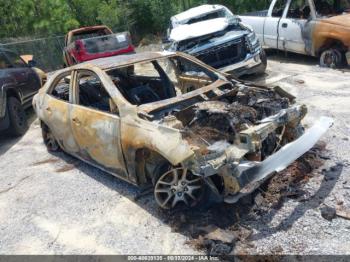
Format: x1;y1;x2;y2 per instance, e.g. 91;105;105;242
171;4;226;23
68;25;111;36
78;51;176;70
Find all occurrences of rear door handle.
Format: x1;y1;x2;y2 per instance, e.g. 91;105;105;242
282;23;288;28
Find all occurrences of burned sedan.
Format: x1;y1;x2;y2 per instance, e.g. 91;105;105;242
33;52;332;209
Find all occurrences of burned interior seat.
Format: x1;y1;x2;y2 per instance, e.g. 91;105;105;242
128;84;161;105
79;81;110;111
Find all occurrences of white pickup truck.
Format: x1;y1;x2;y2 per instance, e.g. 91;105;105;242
240;0;350;68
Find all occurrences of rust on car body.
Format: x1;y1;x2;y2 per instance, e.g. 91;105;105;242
33;51;332;209
240;0;350;67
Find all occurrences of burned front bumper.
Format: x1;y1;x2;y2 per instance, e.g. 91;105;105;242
186;104;333;203
225;116;333;203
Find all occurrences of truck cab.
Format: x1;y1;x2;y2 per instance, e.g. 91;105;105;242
240;0;350;68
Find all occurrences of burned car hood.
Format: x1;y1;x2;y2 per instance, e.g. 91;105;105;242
170;18;233;42
320;13;350;28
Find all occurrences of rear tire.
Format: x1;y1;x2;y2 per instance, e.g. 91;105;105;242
7;97;28;136
320;48;343;68
41;123;60;152
254;49;267;75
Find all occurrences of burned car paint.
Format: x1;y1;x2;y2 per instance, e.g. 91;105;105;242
240;0;350;67
33;51;332;209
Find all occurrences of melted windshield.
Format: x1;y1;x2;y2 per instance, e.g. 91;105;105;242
106;56;219;106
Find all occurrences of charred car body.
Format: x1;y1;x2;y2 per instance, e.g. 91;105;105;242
165;5;267;77
240;0;350;68
33;51;332;209
63;25;135;67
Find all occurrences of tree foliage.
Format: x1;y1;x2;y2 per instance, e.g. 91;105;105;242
0;0;271;40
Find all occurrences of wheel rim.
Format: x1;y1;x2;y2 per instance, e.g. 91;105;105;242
154;168;204;209
321;49;341;68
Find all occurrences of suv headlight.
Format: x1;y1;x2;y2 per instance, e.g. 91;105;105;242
247;31;257;44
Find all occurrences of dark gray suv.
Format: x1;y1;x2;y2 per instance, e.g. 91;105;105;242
0;48;44;136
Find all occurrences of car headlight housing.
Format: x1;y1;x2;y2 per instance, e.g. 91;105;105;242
246;31;260;53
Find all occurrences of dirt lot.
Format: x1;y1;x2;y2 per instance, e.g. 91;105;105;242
0;51;349;255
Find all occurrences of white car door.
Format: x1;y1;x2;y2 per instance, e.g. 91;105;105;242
278;0;316;54
263;0;289;48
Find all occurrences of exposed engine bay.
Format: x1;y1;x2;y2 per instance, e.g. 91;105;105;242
150;83;298;162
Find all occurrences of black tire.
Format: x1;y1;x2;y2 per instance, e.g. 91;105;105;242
320;48;343;68
255;49;267;75
41;123;60;152
7;97;28;136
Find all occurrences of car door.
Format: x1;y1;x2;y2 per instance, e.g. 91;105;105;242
4;51;40;102
278;0;315;54
70;69;128;179
43;71;80;153
264;0;289;48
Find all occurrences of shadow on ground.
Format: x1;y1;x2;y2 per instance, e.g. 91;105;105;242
0;108;36;157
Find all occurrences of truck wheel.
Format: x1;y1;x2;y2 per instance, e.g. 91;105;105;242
258;49;267;75
320;49;343;68
7;97;28;136
154;167;207;209
41;123;60;152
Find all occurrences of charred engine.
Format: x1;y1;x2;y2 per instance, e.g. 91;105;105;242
158;85;293;160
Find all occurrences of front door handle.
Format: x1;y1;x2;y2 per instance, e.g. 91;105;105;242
282;23;288;28
45;107;52;115
72;117;81;126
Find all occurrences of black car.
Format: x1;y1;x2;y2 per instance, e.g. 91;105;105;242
0;48;44;136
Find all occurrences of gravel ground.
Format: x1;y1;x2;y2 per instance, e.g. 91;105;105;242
0;51;349;255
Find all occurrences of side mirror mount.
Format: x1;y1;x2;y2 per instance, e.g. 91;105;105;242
162;37;171;44
28;60;37;67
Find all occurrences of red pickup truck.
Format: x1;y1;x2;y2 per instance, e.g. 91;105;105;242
63;25;135;67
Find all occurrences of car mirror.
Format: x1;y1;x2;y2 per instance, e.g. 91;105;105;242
28;60;37;67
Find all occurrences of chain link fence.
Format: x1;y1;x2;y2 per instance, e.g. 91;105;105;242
1;36;65;72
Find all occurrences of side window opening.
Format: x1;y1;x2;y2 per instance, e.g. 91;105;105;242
0;53;11;69
169;56;218;94
107;60;176;106
314;0;350;16
76;71;117;114
50;72;71;102
272;0;288;17
5;51;26;68
288;0;310;18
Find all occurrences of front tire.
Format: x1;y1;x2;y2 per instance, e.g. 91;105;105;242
258;49;267;74
41;123;60;152
320;48;343;68
7;97;28;136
